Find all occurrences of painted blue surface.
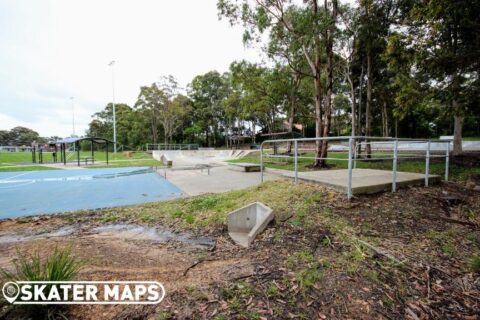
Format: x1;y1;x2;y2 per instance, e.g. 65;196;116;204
0;167;184;219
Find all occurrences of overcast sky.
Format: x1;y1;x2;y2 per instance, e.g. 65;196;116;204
0;0;262;137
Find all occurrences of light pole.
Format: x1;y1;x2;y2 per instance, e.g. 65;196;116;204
108;60;117;153
70;96;75;137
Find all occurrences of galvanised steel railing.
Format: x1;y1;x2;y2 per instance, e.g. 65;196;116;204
146;143;199;151
260;136;451;199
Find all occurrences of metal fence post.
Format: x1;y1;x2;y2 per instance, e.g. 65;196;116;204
445;141;450;181
392;139;398;192
260;143;264;183
294;140;298;184
347;137;354;199
425;141;430;187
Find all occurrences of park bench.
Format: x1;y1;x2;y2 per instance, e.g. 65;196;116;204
82;157;95;165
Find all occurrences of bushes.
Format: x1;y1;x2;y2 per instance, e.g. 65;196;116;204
1;245;83;320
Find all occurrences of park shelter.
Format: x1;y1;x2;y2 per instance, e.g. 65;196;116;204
56;137;113;166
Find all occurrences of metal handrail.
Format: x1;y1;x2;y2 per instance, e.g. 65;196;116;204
146;143;200;151
260;136;451;199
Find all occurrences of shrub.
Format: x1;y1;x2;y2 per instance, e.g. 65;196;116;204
1;245;84;319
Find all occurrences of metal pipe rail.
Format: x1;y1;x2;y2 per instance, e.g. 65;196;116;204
146;143;199;151
260;136;451;199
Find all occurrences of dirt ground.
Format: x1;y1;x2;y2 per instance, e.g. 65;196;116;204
0;180;479;319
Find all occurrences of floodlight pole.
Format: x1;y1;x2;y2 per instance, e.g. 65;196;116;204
109;60;117;153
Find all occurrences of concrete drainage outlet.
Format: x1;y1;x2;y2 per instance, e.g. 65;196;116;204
227;202;274;248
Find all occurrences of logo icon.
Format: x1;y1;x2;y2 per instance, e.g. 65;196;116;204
2;282;20;303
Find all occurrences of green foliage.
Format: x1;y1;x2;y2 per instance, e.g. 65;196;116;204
189;195;235;214
1;126;42;146
266;284;280;298
296;262;323;290
1;246;83;283
291;208;307;227
101;213;118;223
470;256;480;273
1;246;83;320
287;251;315;268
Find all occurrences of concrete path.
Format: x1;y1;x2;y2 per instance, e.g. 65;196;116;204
278;168;441;194
159;164;441;197
157;166;280;196
42;163;84;170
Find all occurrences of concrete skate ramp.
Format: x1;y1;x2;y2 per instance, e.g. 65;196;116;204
152;149;251;167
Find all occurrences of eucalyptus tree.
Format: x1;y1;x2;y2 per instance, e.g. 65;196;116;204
134;84;165;145
336;3;360;136
134;76;189;146
89;103;136;147
0;130;11;145
230;61;284;135
164;94;192;145
357;0;396;155
404;0;480;155
188;71;230;147
219;0;340;166
220;73;243;146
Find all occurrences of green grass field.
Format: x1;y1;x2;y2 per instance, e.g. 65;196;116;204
228;151;479;182
0;151;161;171
0;150;155;163
0;165;60;172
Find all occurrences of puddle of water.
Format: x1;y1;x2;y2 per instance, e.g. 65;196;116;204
0;225;77;244
91;224;215;248
0;223;215;249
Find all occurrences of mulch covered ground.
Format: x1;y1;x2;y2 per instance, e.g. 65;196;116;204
0;176;479;319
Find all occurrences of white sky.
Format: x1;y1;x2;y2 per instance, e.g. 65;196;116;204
0;0;262;137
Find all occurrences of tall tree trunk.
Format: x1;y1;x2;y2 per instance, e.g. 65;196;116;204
317;0;337;167
151;125;157;145
305;0;323;167
394;117;398;138
347;74;356;137
453;99;463;156
318;55;333;166
313;72;323;166
151;122;158;145
252;120;256;144
382;101;389;137
357;64;364;157
286;75;299;154
151;109;158;145
286;108;295;153
225;123;229;149
205;127;209;147
365;51;372;158
213;124;217;148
